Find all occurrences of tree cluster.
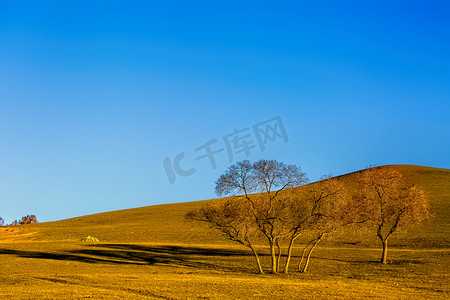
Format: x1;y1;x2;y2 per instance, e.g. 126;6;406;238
2;215;38;226
186;160;429;274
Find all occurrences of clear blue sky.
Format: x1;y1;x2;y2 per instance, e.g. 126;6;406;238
1;1;449;223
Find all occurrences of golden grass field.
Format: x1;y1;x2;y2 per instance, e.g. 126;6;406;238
1;165;449;299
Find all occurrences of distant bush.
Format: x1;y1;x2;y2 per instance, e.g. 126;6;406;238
6;215;38;226
19;215;38;225
0;217;4;226
82;236;100;242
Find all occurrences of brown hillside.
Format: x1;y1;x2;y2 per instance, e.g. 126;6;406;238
2;165;449;248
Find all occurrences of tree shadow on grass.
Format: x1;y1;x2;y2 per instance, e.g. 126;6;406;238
312;255;424;266
0;244;258;272
0;248;133;265
312;255;381;264
72;244;255;271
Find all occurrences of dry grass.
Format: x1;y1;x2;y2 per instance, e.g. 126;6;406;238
0;165;449;299
0;242;448;299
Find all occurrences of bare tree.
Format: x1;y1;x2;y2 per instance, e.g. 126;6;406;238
215;159;308;273
186;198;264;274
283;177;352;273
356;167;430;264
0;217;4;226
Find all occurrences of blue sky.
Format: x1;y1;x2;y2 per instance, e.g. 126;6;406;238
1;1;449;223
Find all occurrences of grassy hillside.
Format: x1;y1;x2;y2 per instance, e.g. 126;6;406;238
1;165;449;299
1;165;449;247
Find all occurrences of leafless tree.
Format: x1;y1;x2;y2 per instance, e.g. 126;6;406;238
283;177;354;273
215;159;308;273
190;161;427;273
355;167;430;264
186;198;264;273
0;217;4;226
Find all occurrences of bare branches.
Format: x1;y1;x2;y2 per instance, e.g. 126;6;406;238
188;163;431;273
215;160;253;197
213;159;309;273
186;197;264;273
282;177;353;273
355;166;430;263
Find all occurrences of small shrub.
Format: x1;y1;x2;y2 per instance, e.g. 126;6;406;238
82;236;100;242
19;215;38;225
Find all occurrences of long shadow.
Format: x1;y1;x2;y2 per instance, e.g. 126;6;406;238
0;244;258;272
312;255;424;265
309;256;352;263
312;255;379;264
88;244;252;256
72;244;256;270
0;248;137;265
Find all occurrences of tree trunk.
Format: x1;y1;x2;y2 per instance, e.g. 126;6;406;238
381;239;388;264
276;239;282;272
249;245;265;274
269;239;277;273
301;233;325;273
298;238;315;272
283;237;296;273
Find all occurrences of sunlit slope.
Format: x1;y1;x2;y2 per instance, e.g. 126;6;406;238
2;165;449;247
1;199;219;244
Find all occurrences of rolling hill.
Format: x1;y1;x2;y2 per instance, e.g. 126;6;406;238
2;165;449;248
1;164;449;299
